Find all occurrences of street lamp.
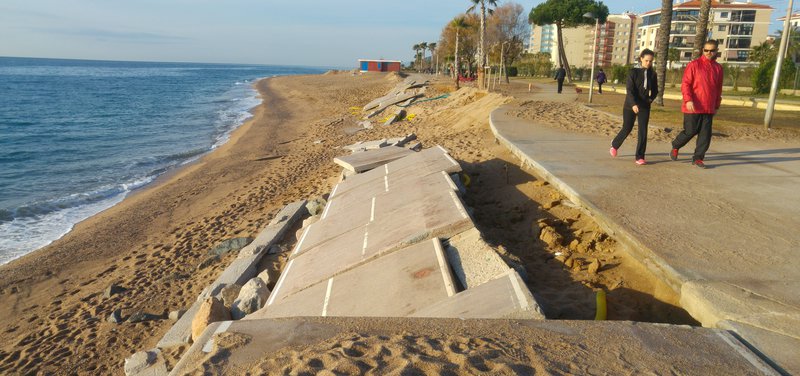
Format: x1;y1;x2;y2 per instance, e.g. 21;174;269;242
584;12;600;103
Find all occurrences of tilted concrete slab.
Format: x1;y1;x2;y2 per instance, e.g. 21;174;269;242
169;317;780;376
444;227;510;289
366;93;423;119
252;239;456;319
411;268;545;319
333;146;414;173
156;200;306;348
333;146;460;197
718;319;800;375
268;187;472;305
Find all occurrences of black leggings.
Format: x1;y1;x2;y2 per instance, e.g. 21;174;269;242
611;106;650;160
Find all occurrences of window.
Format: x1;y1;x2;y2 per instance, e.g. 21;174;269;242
727;38;752;48
730;10;756;22
720;12;729;18
729;24;753;36
718;25;726;31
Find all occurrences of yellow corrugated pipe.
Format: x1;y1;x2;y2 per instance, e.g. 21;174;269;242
595;290;607;320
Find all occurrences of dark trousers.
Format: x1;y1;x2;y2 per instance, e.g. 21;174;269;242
598;82;603;93
672;113;713;161
612;107;650;160
557;79;564;93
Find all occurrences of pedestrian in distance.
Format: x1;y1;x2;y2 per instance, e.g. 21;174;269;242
554;65;566;94
609;49;658;165
596;68;607;94
669;40;724;169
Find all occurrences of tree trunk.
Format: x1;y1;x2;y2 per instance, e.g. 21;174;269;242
654;0;673;106
455;30;460;89
693;0;711;59
477;1;487;89
556;22;572;83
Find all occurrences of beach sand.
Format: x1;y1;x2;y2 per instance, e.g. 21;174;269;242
0;73;694;374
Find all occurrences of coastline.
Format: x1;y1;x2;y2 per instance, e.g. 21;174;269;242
0;72;396;374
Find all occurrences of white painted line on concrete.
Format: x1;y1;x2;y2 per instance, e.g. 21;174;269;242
330;184;339;199
449;191;468;219
433;239;456;297
508;269;528;310
384;175;389;192
362;227;369;256
385;164;389;175
715;331;779;375
370;197;376;222
444;153;459;167
436;145;449;154
202;320;233;353
321;199;333;219
267;259;293;306
321;278;334;317
292;226;311;256
442;171;458;191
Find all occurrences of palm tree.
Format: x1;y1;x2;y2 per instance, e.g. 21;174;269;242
451;16;470;88
419;42;429;71
654;0;673;106
692;0;711;59
412;44;421;71
428;42;438;73
467;0;499;90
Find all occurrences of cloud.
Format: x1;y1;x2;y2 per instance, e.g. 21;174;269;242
30;27;190;44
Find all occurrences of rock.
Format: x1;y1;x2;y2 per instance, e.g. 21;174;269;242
588;259;601;275
219;284;242;309
208;237;254;257
305;197;327;216
564;257;575;269
302;215;321;228
231;278;271;320
539;226;563;248
104;283;127;298
197;255;220;270
568;239;580;251
107;309;124;324
124;349;167;376
168;309;187;321
543;200;560;210
127;311;161;323
533;180;548;187
267;244;286;254
256;270;271;285
192;297;230;341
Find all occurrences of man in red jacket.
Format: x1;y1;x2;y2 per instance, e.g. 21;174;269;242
669;40;724;169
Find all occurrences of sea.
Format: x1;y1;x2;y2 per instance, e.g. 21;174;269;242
0;57;326;265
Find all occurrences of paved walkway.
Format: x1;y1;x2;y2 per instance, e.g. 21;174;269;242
490;82;800;374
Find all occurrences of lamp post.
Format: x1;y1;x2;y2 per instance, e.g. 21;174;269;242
584;12;600;103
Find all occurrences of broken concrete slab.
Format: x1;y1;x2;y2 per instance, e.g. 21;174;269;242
269;187;472;303
169;317;781;376
444;227;510;289
253;239;456;319
366;93;423;119
332;146;460;198
411;268;545;319
333;146;415;173
124;348;167;376
382;109;406;126
386;133;416;147
717;319;800;375
156;201;305;348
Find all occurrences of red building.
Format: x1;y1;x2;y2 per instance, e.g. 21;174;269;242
358;59;402;72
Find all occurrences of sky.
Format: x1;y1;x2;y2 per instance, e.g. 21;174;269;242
0;1;796;68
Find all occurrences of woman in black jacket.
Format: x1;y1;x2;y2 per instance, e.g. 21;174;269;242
609;49;658;165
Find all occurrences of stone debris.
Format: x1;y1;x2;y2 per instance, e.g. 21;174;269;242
256;270;271;286
208;237;254;257
107;309;124;324
104;283;127;298
127;311;161;324
196;255;219;270
124;349;167;376
168;309;186;322
305;197;327;216
219;284;242;309
231;277;271;320
191;297;230;342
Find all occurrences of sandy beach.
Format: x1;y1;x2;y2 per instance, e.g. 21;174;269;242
0;72;696;374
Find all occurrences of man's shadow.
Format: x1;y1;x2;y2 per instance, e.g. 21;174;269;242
702;147;800;169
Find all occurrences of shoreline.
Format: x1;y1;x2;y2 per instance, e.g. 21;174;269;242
0;72;396;374
0;77;270;267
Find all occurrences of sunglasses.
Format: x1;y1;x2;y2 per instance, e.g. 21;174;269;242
703;49;718;52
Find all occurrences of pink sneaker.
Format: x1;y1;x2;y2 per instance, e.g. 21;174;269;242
635;159;647;165
609;147;617;157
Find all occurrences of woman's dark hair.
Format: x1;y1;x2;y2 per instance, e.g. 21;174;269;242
640;48;655;59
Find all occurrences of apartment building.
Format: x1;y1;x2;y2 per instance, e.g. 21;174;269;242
776;13;800;29
527;13;640;68
637;0;773;66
